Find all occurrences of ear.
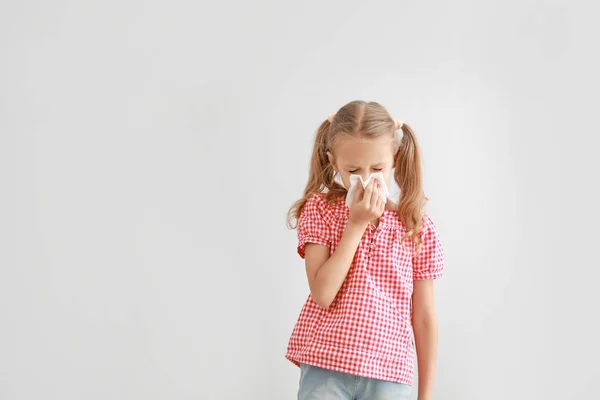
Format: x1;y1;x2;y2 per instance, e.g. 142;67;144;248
326;151;337;172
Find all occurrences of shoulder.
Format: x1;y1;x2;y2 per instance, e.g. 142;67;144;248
301;193;329;217
300;192;345;225
304;192;345;213
304;192;328;208
417;213;443;252
420;213;438;233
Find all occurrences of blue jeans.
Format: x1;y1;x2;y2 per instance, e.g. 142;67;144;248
298;363;412;400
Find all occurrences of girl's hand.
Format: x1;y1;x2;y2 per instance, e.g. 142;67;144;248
348;178;385;227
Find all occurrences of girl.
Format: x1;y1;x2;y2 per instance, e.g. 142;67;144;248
285;101;444;400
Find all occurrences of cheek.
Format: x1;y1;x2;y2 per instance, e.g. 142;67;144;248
341;174;351;189
337;172;356;190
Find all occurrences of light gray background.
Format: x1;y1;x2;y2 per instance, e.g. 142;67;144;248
2;0;599;399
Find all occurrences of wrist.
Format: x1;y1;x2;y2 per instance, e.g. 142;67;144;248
346;219;369;231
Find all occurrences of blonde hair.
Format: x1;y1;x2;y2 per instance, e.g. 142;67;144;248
287;100;427;248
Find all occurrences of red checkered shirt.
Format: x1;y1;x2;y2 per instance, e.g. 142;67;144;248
286;193;444;385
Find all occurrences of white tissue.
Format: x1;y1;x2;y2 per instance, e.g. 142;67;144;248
345;172;390;208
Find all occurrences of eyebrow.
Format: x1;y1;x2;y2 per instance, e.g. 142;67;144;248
344;163;385;169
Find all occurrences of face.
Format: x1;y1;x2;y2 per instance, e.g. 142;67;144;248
328;134;396;189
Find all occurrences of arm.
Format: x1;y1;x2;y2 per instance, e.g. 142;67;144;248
304;220;367;308
304;179;384;309
412;279;438;400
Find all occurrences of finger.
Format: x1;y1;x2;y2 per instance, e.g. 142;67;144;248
370;182;380;209
363;178;375;205
376;191;385;212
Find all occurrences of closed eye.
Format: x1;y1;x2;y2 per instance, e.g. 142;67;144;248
349;168;383;173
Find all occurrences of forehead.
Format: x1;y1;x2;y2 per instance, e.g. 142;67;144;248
333;135;395;165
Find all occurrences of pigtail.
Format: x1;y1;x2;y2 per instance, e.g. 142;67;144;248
287;120;335;229
394;123;427;251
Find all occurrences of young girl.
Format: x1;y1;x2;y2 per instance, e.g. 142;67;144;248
285;101;444;400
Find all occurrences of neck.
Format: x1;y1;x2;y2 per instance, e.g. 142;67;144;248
385;199;397;210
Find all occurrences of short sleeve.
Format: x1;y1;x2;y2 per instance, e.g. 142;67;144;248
297;194;332;259
413;214;445;280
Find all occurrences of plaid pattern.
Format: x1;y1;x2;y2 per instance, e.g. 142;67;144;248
286;193;444;385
